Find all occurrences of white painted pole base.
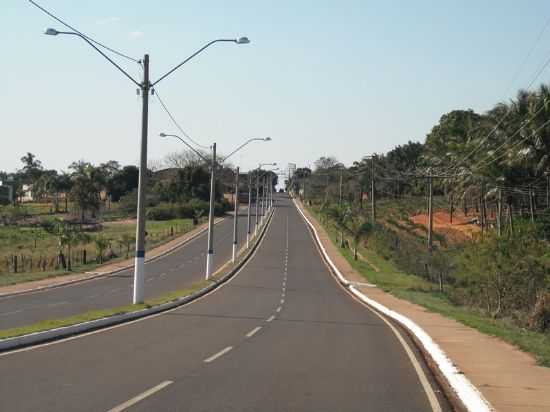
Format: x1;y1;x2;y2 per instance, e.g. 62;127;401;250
133;256;145;304
232;242;237;264
246;233;250;249
205;252;214;280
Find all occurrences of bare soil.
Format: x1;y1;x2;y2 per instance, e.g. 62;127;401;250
411;210;480;243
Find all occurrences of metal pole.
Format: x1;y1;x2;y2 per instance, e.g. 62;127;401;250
247;173;252;248
255;171;260;236
232;167;240;263
428;175;433;252
270;174;273;209
205;143;216;279
262;177;265;223
371;156;376;223
133;54;150;304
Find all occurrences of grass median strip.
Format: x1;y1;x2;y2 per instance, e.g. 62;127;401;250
0;279;212;341
0;210;273;344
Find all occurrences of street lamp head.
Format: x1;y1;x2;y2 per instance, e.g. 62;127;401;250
44;28;59;36
264;137;272;141
236;36;250;44
159;133;167;137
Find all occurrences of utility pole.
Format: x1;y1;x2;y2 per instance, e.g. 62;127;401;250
480;180;485;240
371;155;376;223
133;54;150;304
449;191;454;225
529;186;535;223
339;170;343;207
232;167;240;263
428;174;433;252
497;187;502;236
205;143;216;279
247;173;252;248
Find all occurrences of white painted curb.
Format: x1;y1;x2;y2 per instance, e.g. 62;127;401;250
293;199;493;412
0;211;274;353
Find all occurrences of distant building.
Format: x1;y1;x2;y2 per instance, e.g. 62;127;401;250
20;184;34;203
0;181;13;204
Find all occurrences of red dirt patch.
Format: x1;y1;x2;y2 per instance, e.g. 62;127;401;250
411;210;480;242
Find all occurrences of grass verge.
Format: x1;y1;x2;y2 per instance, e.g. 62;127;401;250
306;205;550;367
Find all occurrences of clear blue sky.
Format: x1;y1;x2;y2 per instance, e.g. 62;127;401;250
2;0;550;176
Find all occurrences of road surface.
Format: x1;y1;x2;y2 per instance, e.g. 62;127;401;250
0;209;256;330
0;196;450;411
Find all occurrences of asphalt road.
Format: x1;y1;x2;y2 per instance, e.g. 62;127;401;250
0;208;257;330
0;195;451;411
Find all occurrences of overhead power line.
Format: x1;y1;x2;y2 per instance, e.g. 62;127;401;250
443;14;550;175
28;0;140;64
153;89;210;150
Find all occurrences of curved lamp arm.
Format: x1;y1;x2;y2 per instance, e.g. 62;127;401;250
159;133;210;163
153;37;250;87
44;29;141;87
221;137;271;163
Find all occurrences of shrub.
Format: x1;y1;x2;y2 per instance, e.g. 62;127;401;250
146;205;177;221
529;292;550;333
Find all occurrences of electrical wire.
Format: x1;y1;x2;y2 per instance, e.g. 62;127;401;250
443;19;550;175
474;116;550;171
153;90;210;150
28;0;140;64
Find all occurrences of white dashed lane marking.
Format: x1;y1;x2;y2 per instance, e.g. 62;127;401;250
246;326;262;338
204;346;233;363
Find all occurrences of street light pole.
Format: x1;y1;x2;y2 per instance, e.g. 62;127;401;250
247;173;252;248
262;176;265;223
133;54;150;304
206;143;216;279
255;172;260;237
43;27;250;303
232;167;240;263
160;134;270;278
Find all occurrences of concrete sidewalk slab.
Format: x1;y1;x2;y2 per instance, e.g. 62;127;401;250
298;201;550;412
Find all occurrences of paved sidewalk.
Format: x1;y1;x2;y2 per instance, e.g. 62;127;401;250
299;202;550;412
0;219;222;297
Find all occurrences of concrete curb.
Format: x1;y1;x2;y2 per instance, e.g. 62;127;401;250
0;218;225;299
0;211;274;353
292;199;493;412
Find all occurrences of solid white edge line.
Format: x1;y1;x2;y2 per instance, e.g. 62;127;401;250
293;198;493;412
349;285;441;412
107;380;173;412
204;346;233;363
246;326;262;338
